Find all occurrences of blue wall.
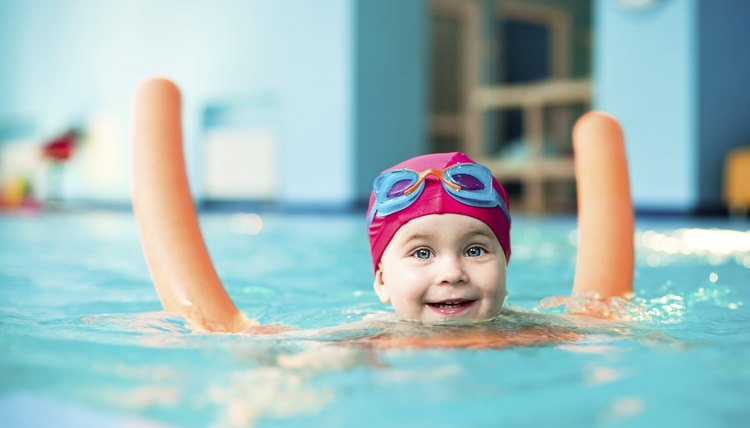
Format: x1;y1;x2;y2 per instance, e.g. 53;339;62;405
595;0;697;211
0;0;355;205
697;1;750;210
595;0;750;212
353;0;428;201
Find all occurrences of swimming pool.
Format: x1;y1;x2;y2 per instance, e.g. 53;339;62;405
1;210;748;427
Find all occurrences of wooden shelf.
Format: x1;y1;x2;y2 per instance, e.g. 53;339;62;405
477;156;575;181
473;80;591;109
466;79;590;213
477;156;576;214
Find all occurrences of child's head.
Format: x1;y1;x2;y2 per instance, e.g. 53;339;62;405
367;152;511;322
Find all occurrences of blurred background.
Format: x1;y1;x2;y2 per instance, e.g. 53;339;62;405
0;0;748;215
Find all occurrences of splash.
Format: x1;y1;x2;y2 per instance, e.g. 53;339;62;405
536;284;743;325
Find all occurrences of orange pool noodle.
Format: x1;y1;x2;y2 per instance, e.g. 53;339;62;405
132;78;250;332
572;112;634;298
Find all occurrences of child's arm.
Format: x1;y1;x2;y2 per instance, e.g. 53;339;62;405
571;112;634;298
132;77;252;332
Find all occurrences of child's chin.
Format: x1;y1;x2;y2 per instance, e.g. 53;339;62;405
422;316;493;325
419;309;497;324
421;305;502;324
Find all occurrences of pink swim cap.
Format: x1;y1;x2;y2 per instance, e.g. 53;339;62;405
367;152;511;272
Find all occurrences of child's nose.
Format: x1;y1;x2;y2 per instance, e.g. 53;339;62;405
436;256;469;286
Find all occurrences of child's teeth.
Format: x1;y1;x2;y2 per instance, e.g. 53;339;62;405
440;301;463;307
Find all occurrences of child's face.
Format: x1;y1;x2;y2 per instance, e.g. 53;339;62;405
373;213;507;322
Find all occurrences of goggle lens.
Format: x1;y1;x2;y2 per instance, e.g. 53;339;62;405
387;179;414;198
451;173;484;191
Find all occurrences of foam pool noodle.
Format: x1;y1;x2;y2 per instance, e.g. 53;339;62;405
132;78;253;333
572;112;634;298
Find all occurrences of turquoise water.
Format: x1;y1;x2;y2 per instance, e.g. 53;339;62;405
0;211;748;427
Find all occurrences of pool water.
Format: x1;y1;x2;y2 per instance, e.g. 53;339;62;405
0;211;748;427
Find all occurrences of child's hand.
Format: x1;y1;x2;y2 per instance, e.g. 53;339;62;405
539;294;634;320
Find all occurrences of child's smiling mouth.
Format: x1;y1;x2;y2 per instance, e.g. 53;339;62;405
426;299;477;315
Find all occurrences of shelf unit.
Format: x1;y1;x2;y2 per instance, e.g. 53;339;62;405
465;79;591;213
430;0;592;214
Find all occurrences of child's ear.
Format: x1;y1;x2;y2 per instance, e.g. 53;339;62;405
373;267;391;304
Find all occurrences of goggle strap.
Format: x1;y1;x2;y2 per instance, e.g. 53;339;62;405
366;207;376;225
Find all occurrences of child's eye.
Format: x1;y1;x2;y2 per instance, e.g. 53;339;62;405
412;248;433;260
465;246;486;257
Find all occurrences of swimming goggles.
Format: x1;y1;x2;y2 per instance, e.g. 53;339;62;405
367;163;511;224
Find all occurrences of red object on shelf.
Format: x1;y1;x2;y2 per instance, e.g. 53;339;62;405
42;130;78;162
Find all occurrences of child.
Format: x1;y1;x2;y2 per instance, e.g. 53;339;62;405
366;152;511;323
132;78;634;338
